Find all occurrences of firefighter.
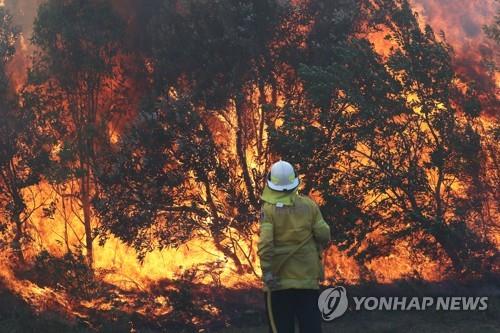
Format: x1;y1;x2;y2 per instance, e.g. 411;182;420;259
258;160;331;333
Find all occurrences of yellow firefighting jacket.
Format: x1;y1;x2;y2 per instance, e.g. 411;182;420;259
257;185;331;291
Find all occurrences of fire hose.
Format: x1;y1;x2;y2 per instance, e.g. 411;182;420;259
266;234;313;333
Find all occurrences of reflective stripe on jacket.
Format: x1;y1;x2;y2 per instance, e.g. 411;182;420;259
257;187;331;291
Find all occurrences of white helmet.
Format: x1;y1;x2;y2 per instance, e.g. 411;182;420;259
267;160;299;191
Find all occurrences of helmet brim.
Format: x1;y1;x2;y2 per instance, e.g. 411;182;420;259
267;177;300;192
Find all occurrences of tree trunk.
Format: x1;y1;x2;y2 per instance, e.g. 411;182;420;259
407;194;466;275
235;96;258;208
12;212;25;264
81;173;93;267
203;180;245;273
10;189;26;264
429;223;465;275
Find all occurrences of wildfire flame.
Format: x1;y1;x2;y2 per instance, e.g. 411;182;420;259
0;0;498;328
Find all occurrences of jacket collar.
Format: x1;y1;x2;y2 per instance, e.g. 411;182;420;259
261;184;298;206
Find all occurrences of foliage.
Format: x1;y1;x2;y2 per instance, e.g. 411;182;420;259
28;0;127;265
94;99;210;260
271;0;496;276
150;0;288;107
94;0;304;269
91;0;499;277
32;250;98;299
0;0;496;279
0;8;50;262
484;0;500;44
29;0;126;180
0;7;18;94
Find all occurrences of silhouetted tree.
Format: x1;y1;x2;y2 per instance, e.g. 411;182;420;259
0;8;49;263
29;0;126;265
95;0;307;272
272;0;496;276
480;0;500;251
74;0;497;278
150;0;297;206
484;0;500;47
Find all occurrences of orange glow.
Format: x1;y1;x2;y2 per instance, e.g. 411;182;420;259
7;0;496;287
0;0;498;327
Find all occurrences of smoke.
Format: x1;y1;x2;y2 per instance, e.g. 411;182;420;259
411;0;498;101
3;0;43;89
411;0;496;44
4;0;41;36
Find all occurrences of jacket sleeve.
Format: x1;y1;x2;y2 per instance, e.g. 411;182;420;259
257;204;274;276
311;202;331;248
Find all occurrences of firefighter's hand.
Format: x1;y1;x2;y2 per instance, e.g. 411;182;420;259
263;272;280;289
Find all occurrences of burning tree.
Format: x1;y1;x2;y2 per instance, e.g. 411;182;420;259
0;7;49;263
91;0;498;278
0;0;497;331
0;0;496;292
481;0;500;263
273;0;497;276
94;0;304;273
27;0;128;265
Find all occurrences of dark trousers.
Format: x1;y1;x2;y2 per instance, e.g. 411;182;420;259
264;289;322;333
